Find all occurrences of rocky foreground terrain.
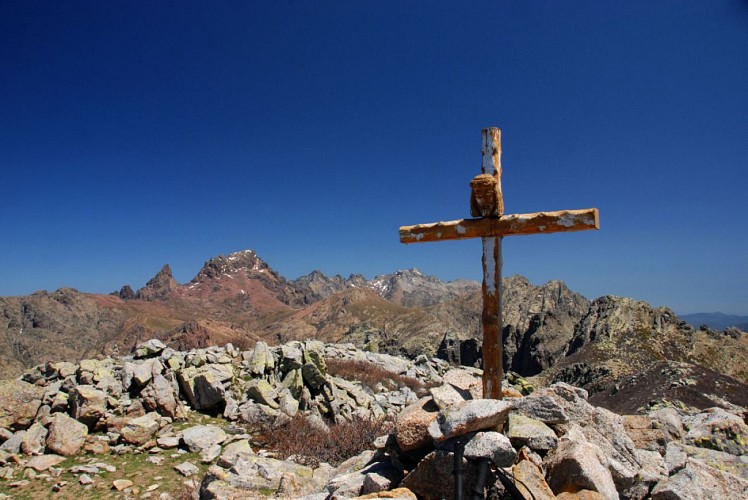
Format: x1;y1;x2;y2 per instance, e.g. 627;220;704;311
0;338;746;499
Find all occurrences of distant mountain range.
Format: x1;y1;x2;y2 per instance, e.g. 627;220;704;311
680;312;748;332
1;248;745;412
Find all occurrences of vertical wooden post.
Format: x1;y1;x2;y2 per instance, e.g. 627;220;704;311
480;127;503;400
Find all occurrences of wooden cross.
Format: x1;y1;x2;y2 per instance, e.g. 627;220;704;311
399;127;599;400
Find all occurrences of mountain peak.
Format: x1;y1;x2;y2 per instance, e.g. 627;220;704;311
135;264;178;301
192;249;268;282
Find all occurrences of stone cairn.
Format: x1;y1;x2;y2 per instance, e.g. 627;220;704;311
0;338;746;499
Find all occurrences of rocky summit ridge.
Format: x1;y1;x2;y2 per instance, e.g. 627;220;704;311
0;338;746;499
0;248;745;414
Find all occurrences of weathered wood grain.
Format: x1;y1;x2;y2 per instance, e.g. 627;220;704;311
399;208;600;244
479;127;504;400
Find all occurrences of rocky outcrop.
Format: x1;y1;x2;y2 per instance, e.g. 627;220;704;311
135;264;179;301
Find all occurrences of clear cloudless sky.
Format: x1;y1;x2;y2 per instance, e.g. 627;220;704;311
1;1;746;315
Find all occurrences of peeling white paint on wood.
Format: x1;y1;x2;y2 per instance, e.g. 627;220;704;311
400;208;599;244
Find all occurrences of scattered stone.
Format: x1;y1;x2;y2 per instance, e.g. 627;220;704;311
25;454;66;471
156;436;181;449
181;424;227;453
174;461;200;477
79;473;93;485
135;339;167;359
121;413;160;446
113;478;134;490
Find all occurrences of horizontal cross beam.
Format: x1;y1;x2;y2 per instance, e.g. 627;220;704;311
399;208;599;244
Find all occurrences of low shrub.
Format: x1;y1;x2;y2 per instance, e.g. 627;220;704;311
325;357;437;396
265;413;394;468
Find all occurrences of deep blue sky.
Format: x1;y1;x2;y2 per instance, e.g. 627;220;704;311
1;1;746;315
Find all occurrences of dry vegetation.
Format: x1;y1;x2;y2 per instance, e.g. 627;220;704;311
325;357;438;397
261;413;394;468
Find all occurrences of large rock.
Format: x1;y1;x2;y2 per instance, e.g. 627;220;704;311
506;413;558;452
683;407;748;456
20;422;47;455
181;424;227;453
46;413;87;456
400;450;479;500
120;413;160;445
463;431;517;467
25;454;67;471
544;426;618;500
511;394;569;424
428;399;513;442
69;385;108;427
0;379;44;430
651;458;748;499
246;379;279;408
177;364;233;410
396;397;439;452
539;383;641;490
248;341;274;376
200;453;316;498
140;373;179;418
134;338;167;359
513;459;556;500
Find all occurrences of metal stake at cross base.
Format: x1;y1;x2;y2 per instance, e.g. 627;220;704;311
399;127;600;400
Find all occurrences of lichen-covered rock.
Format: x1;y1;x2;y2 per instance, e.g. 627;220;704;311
246;378;279;408
0;379;44;430
248;341;274;376
201;453;316;498
134;338;167;359
46;413;87;456
507;413;559;451
683;407;748;456
651;457;748;499
177;364;233;410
